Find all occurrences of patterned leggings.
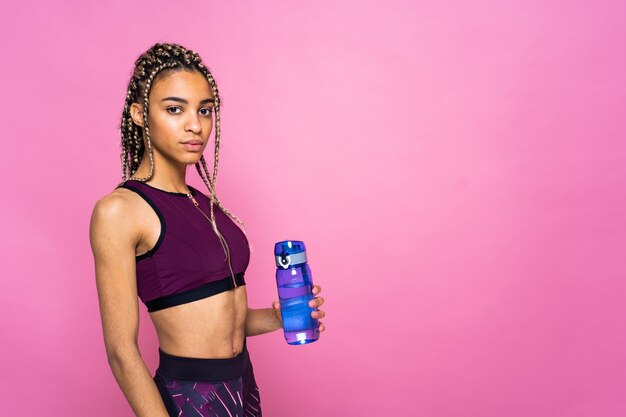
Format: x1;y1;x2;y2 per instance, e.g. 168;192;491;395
153;338;262;417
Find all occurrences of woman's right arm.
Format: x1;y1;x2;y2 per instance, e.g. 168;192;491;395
89;193;170;417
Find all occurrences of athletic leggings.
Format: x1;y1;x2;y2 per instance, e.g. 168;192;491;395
153;338;262;417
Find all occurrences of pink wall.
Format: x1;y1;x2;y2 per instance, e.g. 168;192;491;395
1;1;625;416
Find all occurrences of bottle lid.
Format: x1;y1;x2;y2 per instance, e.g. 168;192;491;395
274;240;307;269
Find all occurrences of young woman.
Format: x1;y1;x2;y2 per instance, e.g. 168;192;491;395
89;43;326;417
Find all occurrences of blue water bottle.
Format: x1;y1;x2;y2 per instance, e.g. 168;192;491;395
274;240;320;345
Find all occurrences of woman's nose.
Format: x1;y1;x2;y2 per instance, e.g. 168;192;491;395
185;113;202;133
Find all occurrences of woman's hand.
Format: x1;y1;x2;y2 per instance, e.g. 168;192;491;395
309;284;326;332
271;284;326;332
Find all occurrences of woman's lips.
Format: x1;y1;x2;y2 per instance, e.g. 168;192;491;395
182;142;202;151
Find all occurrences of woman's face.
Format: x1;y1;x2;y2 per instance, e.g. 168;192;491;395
130;69;214;166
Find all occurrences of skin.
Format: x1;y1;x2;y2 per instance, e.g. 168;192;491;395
89;69;325;416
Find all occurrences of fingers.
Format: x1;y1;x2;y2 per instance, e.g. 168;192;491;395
309;292;325;323
311;309;325;319
310;285;325;326
308;296;324;308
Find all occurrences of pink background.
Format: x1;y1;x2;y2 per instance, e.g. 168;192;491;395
1;1;625;416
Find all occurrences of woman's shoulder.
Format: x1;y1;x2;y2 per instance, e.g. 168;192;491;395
89;185;148;261
90;184;146;234
94;184;139;213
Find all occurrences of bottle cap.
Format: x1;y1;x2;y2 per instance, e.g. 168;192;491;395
274;240;307;269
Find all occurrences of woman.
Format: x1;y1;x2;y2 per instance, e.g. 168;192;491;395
89;43;326;417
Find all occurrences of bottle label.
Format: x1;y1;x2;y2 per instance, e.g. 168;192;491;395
275;251;307;268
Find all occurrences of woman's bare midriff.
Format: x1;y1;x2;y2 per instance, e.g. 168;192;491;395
149;285;248;359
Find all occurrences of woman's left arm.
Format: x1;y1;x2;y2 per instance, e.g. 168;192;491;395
245;284;326;337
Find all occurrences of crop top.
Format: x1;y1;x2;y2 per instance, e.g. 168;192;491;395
115;179;250;312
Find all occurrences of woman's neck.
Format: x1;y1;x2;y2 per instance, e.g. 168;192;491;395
131;158;190;193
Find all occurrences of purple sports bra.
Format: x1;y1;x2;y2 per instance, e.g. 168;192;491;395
115;179;250;312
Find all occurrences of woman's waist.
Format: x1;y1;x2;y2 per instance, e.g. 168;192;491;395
151;316;247;359
155;337;250;382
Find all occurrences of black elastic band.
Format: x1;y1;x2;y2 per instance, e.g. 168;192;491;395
145;273;246;312
156;338;249;382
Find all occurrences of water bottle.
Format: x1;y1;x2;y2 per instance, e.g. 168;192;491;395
274;240;320;345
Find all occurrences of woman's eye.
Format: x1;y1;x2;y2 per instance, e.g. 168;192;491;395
167;107;182;114
200;108;214;116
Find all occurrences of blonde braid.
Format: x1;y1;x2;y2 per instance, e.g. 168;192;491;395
129;61;179;183
195;62;253;253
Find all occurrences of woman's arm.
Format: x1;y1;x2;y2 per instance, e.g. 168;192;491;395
245;307;282;337
90;194;170;417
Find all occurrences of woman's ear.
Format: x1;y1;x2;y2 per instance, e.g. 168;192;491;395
130;103;144;127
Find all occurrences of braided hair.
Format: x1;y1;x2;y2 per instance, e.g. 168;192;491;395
118;42;252;274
